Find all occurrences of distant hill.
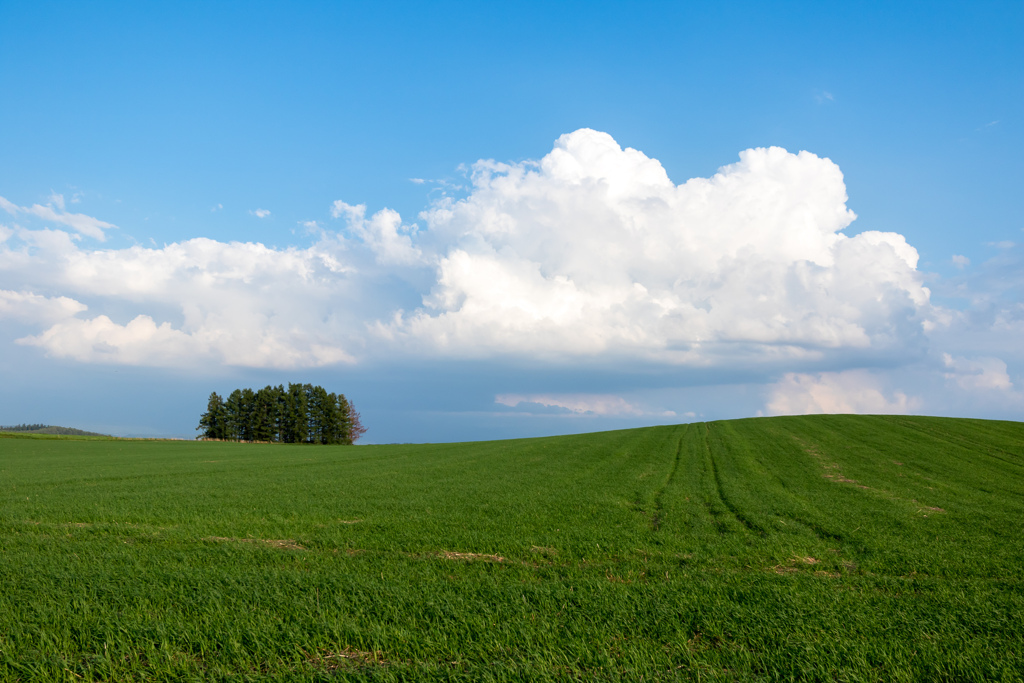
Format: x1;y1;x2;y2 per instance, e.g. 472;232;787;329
0;423;109;437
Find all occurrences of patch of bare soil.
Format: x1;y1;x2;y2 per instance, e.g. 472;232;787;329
795;436;871;489
205;536;306;551
528;545;558;563
437;550;506;563
770;555;845;576
798;440;947;515
310;648;387;669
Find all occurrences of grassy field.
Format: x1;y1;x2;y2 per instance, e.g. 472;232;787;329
0;415;1022;681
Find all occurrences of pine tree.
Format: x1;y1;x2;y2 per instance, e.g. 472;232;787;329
239;388;256;441
252;386;277;442
224;389;244;441
272;385;287;442
321;391;343;444
285;383;309;444
196;392;226;440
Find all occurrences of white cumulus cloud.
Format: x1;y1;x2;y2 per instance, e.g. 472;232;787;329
385;129;934;366
942;354;1014;392
331;201;422;265
765;370;920;415
1;230;360;368
0;289;87;324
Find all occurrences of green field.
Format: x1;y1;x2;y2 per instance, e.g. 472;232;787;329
1;415;1022;681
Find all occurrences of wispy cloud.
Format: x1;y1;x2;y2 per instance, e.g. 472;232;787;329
952;254;970;269
0;194;116;241
495;393;649;416
249;208;271;218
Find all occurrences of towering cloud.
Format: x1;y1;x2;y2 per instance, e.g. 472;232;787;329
393;129;934;366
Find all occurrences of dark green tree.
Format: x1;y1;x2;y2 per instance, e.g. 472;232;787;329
251;386;278;442
271;384;287;441
224;389;244;441
282;383;309;443
239;388;257;441
196;392;227;440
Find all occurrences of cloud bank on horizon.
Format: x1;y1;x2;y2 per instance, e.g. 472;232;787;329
1;129;1021;419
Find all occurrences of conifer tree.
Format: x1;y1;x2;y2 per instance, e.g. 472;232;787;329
286;383;310;443
239;388;257;441
272;384;287;441
252;386;277;442
224;389;244;440
196;392;227;440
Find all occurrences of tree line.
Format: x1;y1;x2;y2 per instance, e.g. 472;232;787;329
196;384;365;444
0;424;105;436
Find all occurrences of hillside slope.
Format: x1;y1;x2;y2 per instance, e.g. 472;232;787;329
0;415;1021;681
0;423;109;437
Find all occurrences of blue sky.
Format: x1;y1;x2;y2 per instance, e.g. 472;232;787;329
1;1;1021;441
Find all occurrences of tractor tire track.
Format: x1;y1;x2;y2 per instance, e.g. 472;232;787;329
882;417;1024;471
702;423;766;537
649;428;684;531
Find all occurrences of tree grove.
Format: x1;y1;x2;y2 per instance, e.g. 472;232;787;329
196;384;365;444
